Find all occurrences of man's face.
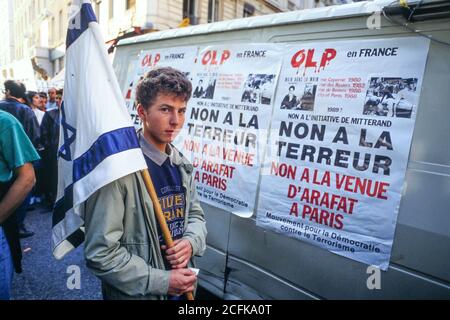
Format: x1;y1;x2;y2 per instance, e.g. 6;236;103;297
56;95;62;108
137;94;187;152
40;96;47;107
32;95;40;107
48;89;56;101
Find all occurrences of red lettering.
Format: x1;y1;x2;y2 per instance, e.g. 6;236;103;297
141;54;150;67
220;50;230;65
378;182;389;200
290;203;299;217
302;204;312;219
202;50;230;65
291;48;337;73
202;51;212;65
310;190;321;205
320;49;336;69
301;205;344;230
344;176;355;192
194;171;200;182
291;49;312;68
300;168;310;183
336;174;346;189
141;53;161;67
287;184;298;199
334;214;344;229
154;53;160;65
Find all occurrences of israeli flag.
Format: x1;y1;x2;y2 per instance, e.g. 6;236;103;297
52;1;147;259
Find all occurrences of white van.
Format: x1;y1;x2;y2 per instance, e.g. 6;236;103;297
112;0;450;299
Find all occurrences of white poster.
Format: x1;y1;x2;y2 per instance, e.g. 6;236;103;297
256;37;430;270
124;46;199;127
174;44;283;217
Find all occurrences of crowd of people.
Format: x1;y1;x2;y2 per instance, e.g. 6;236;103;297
0;80;64;300
0;81;62;240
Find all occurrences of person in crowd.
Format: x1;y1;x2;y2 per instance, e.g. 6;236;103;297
46;87;58;111
0;80;40;238
83;67;207;300
55;89;63;109
0;81;40;147
38;92;48;112
40;90;62;207
25;91;45;125
24;91;46;207
0;110;39;300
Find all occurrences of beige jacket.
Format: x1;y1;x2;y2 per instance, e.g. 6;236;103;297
83;146;207;300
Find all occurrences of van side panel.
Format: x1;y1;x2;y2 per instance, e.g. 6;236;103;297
113;12;450;299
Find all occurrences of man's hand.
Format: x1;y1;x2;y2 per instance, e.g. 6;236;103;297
161;239;193;269
168;268;196;296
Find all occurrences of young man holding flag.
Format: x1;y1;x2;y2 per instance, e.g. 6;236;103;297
83;68;207;300
52;1;206;300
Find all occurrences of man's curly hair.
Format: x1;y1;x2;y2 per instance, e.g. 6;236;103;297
136;67;192;109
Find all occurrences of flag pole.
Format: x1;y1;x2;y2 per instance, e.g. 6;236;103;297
140;169;195;301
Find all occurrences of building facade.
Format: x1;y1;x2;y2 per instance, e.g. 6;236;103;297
0;0;356;88
0;0;14;82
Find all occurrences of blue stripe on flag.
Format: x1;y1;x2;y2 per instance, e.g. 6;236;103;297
66;3;97;49
72;127;140;183
52;127;140;227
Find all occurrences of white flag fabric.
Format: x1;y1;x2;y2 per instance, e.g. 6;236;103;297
52;1;147;259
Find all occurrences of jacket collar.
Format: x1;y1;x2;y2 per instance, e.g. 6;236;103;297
137;128;193;173
138;131;178;167
1;98;27;108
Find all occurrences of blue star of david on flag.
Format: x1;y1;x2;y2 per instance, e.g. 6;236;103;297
58;102;77;161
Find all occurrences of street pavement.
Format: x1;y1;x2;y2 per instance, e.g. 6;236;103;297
11;205;102;300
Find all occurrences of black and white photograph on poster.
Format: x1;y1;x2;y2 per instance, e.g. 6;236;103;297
280;85;297;109
297;83;317;111
204;77;217;99
193;76;217;99
241;74;276;105
279;83;317;110
192;79;205;98
363;77;418;118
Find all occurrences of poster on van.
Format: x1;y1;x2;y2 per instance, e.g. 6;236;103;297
173;44;283;217
256;37;430;270
124;46;199;128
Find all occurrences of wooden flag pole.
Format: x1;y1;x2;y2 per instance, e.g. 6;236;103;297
140;169;195;301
